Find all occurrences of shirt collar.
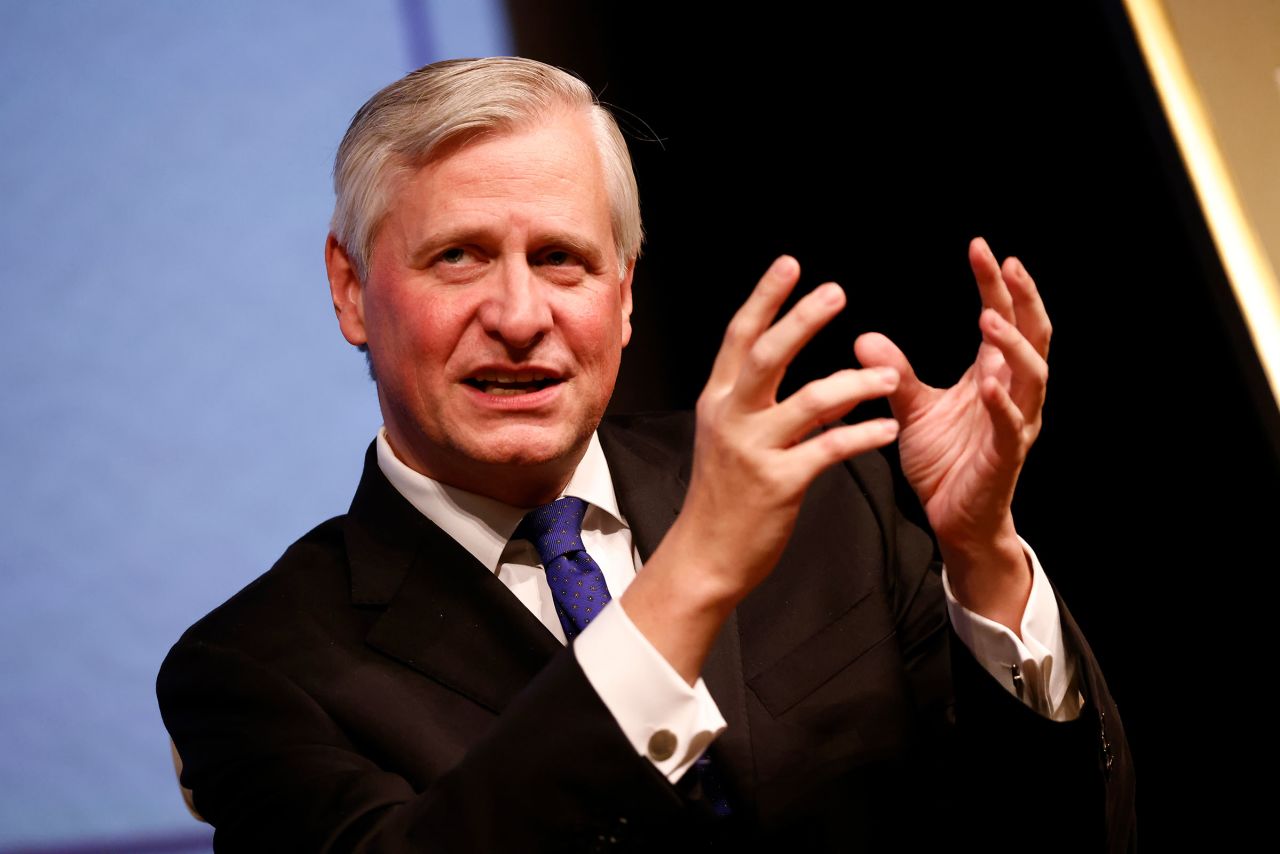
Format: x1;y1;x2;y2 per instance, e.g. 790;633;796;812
375;426;624;573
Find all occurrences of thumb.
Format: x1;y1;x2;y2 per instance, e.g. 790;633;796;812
855;332;929;419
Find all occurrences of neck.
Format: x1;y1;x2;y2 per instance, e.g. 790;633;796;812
382;430;584;509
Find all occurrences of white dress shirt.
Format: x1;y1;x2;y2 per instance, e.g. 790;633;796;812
375;426;1080;784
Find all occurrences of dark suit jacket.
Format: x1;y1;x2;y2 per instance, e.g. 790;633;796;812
158;413;1135;852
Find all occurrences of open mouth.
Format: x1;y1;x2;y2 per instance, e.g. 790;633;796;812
463;371;563;397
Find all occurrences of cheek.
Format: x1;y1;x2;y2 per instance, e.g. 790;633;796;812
563;291;628;355
566;319;621;369
369;295;471;378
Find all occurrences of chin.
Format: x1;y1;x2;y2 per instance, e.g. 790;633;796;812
462;426;589;470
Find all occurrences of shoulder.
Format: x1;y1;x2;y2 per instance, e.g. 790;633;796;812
166;441;415;656
166;514;354;656
600;410;695;450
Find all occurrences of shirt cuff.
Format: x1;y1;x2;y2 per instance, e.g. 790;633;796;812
573;599;728;783
942;538;1082;721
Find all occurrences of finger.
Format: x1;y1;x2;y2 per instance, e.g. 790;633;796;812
1002;255;1052;360
766;366;899;445
733;281;847;405
854;332;931;421
783;418;900;485
980;375;1028;465
980;309;1047;421
707;256;802;390
969;237;1015;323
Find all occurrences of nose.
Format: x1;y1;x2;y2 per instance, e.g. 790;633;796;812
477;256;553;350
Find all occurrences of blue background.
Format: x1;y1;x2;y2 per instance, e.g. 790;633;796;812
0;1;509;849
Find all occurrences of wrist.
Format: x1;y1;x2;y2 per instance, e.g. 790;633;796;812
620;521;740;685
938;523;1031;636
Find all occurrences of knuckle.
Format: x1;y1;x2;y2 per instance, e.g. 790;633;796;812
722;317;749;348
759;458;797;498
745;341;775;374
795;382;826;412
695;391;722;422
1008;407;1026;431
793;295;823;324
818;382;844;413
817;426;853;458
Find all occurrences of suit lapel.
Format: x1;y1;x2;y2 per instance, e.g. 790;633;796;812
343;443;561;714
345;420;758;806
599;416;758;810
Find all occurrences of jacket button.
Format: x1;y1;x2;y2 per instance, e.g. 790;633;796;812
647;730;677;761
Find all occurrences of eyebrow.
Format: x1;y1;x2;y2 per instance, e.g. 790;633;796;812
406;229;476;268
406;228;609;270
539;233;606;267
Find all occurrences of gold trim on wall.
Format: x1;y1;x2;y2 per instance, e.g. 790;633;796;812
1123;0;1280;411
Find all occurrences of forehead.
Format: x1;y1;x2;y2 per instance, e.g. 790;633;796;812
438;108;601;171
455;116;597;185
370;111;616;264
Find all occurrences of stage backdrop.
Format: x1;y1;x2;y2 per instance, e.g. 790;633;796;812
0;2;509;850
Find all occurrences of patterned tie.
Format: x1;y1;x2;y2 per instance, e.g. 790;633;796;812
515;496;610;640
515;495;732;817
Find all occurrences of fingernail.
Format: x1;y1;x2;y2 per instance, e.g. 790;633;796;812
822;283;844;305
881;418;900;436
876;367;898;385
772;255;798;276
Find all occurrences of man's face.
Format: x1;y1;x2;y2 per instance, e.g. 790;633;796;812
329;111;633;504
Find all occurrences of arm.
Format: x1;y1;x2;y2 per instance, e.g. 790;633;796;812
842;444;1134;852
624;239;1050;680
620;244;1132;846
159;634;689;852
623;256;902;682
856;237;1051;633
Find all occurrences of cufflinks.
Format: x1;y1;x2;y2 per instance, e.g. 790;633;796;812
647;729;677;761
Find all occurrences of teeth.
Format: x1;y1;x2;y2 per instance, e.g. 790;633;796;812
471;371;555;383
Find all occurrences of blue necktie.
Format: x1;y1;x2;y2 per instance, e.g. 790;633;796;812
516;496;732;817
515;496;609;640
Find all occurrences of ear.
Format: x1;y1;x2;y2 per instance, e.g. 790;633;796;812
619;259;635;348
326;234;368;347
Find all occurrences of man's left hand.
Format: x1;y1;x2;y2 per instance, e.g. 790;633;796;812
855;237;1051;634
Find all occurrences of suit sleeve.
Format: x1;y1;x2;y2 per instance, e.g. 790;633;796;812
846;449;1137;853
158;637;689;852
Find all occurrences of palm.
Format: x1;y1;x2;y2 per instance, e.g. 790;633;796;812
855;238;1049;550
896;344;1018;543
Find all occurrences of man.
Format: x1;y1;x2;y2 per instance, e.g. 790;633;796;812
159;57;1134;851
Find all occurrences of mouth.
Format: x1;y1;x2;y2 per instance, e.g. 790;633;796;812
462;370;564;397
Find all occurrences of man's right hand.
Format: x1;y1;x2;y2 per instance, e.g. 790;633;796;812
620;256;901;684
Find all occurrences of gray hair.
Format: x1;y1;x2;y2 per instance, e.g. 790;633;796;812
331;57;643;282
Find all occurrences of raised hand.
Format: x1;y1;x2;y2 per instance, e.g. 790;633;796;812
855;237;1051;629
623;256;900;682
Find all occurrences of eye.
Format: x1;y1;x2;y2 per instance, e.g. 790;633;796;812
537;249;587;269
428;245;486;281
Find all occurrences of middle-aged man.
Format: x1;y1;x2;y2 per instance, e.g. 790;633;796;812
159;57;1135;852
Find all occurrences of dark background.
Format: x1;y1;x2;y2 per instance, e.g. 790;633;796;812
3;2;1266;848
511;0;1280;845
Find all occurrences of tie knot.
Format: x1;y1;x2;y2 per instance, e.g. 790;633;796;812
516;496;588;565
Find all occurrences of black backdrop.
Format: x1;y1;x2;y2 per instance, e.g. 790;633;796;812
508;0;1280;845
